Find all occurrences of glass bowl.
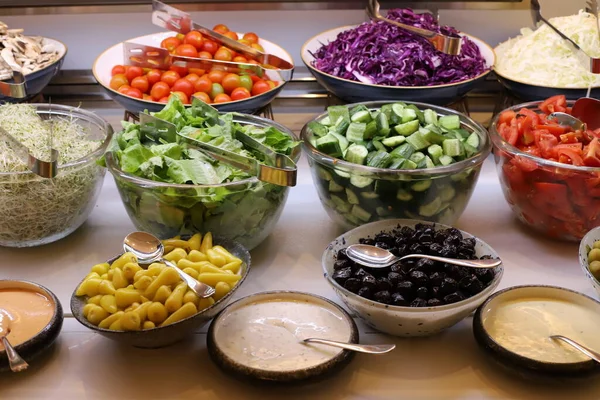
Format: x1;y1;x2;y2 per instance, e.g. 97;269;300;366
0;104;113;247
489;101;600;241
301;101;491;229
105;114;300;250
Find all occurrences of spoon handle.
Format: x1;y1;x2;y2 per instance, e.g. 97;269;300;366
1;336;28;372
161;258;216;299
303;338;395;354
398;254;500;269
550;335;600;363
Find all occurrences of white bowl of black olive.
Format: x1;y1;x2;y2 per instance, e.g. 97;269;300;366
322;219;503;336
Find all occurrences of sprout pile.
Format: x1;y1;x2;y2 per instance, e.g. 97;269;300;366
0;104;105;246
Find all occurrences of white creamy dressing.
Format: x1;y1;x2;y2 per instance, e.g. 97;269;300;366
484;297;600;363
215;298;352;371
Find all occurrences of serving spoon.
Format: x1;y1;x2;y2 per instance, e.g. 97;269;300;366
303;338;395;354
550;335;600;363
345;244;501;269
547;98;600;131
123;231;215;299
0;312;28;372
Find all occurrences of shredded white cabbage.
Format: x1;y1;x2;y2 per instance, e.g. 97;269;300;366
495;10;600;88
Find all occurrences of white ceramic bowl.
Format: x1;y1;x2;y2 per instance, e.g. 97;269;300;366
579;227;600;297
92;31;293;113
322;219;503;336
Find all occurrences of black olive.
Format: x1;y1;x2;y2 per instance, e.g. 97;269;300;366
415;223;428;232
395;237;408;247
429;243;444;255
479;254;493;260
458;251;474;260
434;231;447;244
460;275;484;295
427;298;443;307
375;241;390;250
374;233;395;246
337;248;350;261
443;292;464;304
362;275;377;290
431;286;440;298
333;259;353;271
409;243;425;254
475;268;495;284
391;293;408;306
446;228;462;238
332;267;353;284
440;277;458;296
396;281;414;297
388;247;400;256
355;268;369;279
415;258;435;272
455;267;470;281
410;298;428;307
400;226;414;237
358;286;373;299
419;233;433;244
344;278;361;293
377;278;393;292
387;272;402;286
409;270;428;286
396;244;409;257
374;290;391;304
461;238;476;249
429;271;446;287
390;262;404;274
416;286;429;299
359;238;376;246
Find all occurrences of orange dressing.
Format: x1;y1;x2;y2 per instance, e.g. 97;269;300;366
0;289;54;350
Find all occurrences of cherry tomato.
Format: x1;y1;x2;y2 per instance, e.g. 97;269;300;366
117;85;131;94
230;87;251;101
210;82;225;99
188;68;206;76
249;74;261;83
239;75;253;91
194;76;213;93
176;33;185;41
110;74;128;90
198;51;213;59
125;66;143;82
172;78;195;98
161;70;181;87
214;47;233;62
251;43;265;52
169;91;189;104
247;59;260;65
201;40;219;55
243;32;259;44
142;94;153;101
192;91;211;104
111;65;126;76
213;24;229;34
151;81;171;100
237;39;252;47
131;76;149;93
252;80;271;96
158;96;169;103
233;56;248;63
161;36;181;52
184;73;201;85
207;70;226;84
146;69;162;86
266;80;277;89
175;44;199;58
168;65;189;77
184;31;204;50
213;93;232;103
221;73;241;93
124;87;143;99
224;31;238;41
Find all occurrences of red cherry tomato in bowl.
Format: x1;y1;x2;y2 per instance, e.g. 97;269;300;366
194;76;213;94
146;69;162;86
161;37;181;52
111;65;126;76
192;91;212;104
222;73;241;93
201;40;219;55
110;74;128;90
124;87;143;99
213;93;232;103
175;44;199;58
131;76;149;94
161;70;181;87
184;31;204;50
213;24;229;34
151;81;171;100
125;66;143;82
251;80;271;96
230;87;251;101
169;91;189;104
172;78;195;98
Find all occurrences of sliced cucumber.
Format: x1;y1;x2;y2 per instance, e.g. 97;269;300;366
427;144;443;164
419;197;442;217
400;159;417;170
328;180;344;192
346;188;359;205
420;127;445;145
439;154;454;166
367;150;392;168
372;140;386;152
317;167;333;181
345;143;368;165
330;131;349;153
439;185;456;202
388;158;405;169
360;191;379;200
396;189;413;201
350;175;374;188
407;104;425;124
411;180;432;192
334;118;350;135
405;131;431;151
466;132;480;149
344;213;361;225
316;133;342;157
442;139;463;157
331;194;352;213
351;205;372;222
390;143;415;159
364;120;378;140
376;112;391;136
328;105;350;125
439;115;460;130
376;206;391;217
346;122;367;143
308;121;328;137
409;152;426;164
393;120;420;136
334;168;351;178
401;108;418;123
424;109;438;125
320;116;332;126
381;135;406;148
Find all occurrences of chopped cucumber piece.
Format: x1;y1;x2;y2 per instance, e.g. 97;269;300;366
409;152;426;164
334;118;350;135
360;191;379;199
424;109;438;125
308;121;328;137
350;175;374;188
439;155;454;166
351;110;372;124
367;150;392;168
331;194;352;213
391;103;405;124
376;113;391;136
439;115;460;130
439;185;456;202
401;108;417;123
411;180;432;191
454;128;471;139
405;131;431;151
344;213;360;225
346;122;366;143
334;168;351;178
376;206;391;217
420;127;445;145
317;167;333;181
373;140;386;152
419;197;442;217
351;205;372;222
316;133;342;157
442;138;463;157
396;189;413;201
330;131;349;152
463;143;478;158
346;188;359;205
380;105;393;120
466;132;480;149
394;119;420;136
320;116;332;126
365;150;378;165
329;180;344;192
309;137;317;148
407;104;425;124
417;155;435;169
390;143;415;159
427;144;443;163
388;158;405;169
328;106;350;125
364;120;378;140
400;159;418;170
451;170;472;182
345;143;368;165
382;135;406;148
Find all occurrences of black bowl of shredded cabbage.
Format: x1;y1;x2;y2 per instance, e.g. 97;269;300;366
301;9;495;105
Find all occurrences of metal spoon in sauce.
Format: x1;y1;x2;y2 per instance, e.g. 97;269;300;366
345;244;501;270
0;312;28;372
123;231;215;299
303;338;395;354
550;335;600;363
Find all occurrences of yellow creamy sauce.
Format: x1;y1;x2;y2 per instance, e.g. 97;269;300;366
0;289;54;350
215;298;351;371
484;297;600;363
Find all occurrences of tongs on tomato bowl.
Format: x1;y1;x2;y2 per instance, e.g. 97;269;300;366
151;0;294;74
366;0;462;55
138;99;297;187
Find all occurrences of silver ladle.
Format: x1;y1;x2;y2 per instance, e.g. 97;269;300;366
303;338;395;354
550;335;600;363
345;244;501;269
0;313;28;372
123;231;215;299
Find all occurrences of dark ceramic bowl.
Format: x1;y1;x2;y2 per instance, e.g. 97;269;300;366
473;285;600;381
0;280;64;372
71;237;251;348
494;72;600;101
207;291;358;383
301;25;495;106
0;38;67;103
93;32;293;114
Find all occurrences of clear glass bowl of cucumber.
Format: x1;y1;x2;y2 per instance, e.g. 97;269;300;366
301;101;491;229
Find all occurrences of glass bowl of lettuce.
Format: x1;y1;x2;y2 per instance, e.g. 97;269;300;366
103;98;301;250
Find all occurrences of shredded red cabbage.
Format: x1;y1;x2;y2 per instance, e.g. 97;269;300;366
311;9;489;87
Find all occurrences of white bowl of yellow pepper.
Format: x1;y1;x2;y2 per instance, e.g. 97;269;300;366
70;232;251;348
580;227;600;299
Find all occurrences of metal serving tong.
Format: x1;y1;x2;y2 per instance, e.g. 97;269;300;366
123;42;283;81
139;98;297;187
531;0;600;74
151;0;294;72
0;56;27;99
366;0;462;55
0;125;58;178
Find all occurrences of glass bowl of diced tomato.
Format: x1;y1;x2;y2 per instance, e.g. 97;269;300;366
490;95;600;241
